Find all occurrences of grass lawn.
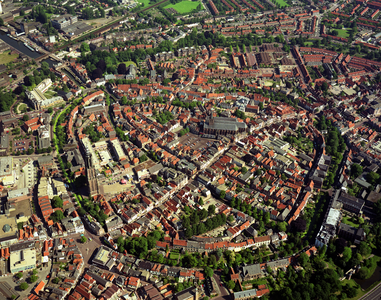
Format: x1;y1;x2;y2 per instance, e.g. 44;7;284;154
137;0;151;6
169;252;180;260
334;28;352;38
271;0;289;7
342;216;359;228
0;51;18;65
164;0;201;13
17;103;27;113
123;61;137;67
304;42;314;46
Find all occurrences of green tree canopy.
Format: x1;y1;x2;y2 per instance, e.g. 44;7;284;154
52;196;63;208
351;164;363;179
50;210;64;222
204;266;214;278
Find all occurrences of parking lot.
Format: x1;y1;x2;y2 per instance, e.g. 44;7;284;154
13;138;33;152
178;133;216;152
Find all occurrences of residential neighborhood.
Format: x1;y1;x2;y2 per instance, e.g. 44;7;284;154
0;0;380;299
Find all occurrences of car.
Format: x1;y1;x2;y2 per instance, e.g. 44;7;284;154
46;275;50;279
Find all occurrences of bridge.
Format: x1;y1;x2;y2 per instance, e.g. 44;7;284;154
35;52;63;63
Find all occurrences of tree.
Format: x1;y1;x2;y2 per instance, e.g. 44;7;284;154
227;280;235;290
351;164;363;179
92;68;103;79
358;241;371;257
357;267;368;279
321;81;328;92
199;198;204;205
292;218;306;232
80;236;87;243
23;114;29;121
342;247;352;263
96;59;107;72
277;221;287;232
219;190;226;200
208;204;216;216
52;277;60;284
366;172;380;186
19;282;29;290
0;18;4;26
80;42;90;53
16;272;23;279
52;196;63;208
299;252;309;267
32;269;38;275
117;63;127;74
228;215;235;222
77;207;86;216
50;210;64;222
204;266;214;278
48;107;53;114
29;275;38;283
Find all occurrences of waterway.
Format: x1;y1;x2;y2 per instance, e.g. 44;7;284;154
354;265;381;290
0;31;57;68
0;31;42;59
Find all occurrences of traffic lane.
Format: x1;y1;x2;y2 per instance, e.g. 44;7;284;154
213;273;231;300
359;283;381;300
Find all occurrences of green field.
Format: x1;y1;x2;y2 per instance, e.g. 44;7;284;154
169;252;180;260
0;50;18;65
164;0;202;14
334;28;352;38
342;216;359;228
137;0;151;7
123;61;137;67
271;0;289;7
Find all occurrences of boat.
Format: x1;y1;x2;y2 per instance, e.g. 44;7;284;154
23;42;34;52
7;34;17;40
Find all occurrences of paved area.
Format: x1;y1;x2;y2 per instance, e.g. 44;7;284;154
213;272;231;300
0;261;51;299
359;282;381;300
73;232;103;267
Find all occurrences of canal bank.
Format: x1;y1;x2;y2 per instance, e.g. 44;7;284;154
0;31;56;67
0;31;42;58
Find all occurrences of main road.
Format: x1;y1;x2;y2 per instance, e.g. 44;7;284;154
358;282;381;300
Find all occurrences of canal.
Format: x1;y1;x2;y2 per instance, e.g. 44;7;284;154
0;31;42;59
0;31;56;67
354;265;381;290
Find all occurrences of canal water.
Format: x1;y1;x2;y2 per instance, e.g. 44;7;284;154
354;265;381;290
0;31;56;67
0;31;42;59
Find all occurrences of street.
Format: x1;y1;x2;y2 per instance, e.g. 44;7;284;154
0;261;51;299
359;282;381;300
213;272;231;300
